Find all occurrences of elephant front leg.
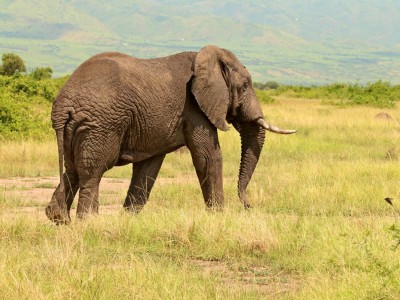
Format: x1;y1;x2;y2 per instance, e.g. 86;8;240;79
123;154;165;213
186;127;224;210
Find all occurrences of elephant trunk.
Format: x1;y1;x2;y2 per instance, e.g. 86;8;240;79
233;121;266;209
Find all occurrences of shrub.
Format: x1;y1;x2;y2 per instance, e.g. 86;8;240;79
255;89;275;104
253;81;280;90
0;74;63;139
30;67;53;80
1;53;26;76
264;81;279;90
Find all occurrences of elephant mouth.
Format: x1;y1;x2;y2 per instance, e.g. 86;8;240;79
255;118;297;134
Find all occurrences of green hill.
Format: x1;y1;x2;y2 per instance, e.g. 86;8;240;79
1;0;400;84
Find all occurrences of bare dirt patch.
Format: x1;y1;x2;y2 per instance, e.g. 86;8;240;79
0;176;130;205
0;177;129;221
190;259;300;297
0;175;198;220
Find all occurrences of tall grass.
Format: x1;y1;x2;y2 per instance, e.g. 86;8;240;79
0;140;58;177
0;99;400;298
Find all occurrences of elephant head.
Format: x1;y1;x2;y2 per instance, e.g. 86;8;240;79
192;45;295;208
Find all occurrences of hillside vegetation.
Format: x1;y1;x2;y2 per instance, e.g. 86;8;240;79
1;1;400;84
0;74;67;139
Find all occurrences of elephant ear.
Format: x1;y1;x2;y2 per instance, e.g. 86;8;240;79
192;45;232;131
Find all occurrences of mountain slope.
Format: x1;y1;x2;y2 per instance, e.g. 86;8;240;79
0;0;115;42
0;0;399;84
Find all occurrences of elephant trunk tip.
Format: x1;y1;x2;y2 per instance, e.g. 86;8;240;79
256;118;296;134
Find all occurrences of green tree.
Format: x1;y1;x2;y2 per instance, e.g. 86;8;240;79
264;81;279;89
253;81;280;90
1;53;26;76
30;67;53;80
253;82;265;90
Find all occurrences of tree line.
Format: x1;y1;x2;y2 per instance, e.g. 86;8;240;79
0;53;53;80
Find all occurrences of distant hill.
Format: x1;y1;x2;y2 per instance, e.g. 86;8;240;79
1;0;400;84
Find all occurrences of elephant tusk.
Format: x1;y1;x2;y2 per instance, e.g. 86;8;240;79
256;118;297;134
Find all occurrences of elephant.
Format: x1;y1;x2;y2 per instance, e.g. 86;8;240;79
45;45;296;224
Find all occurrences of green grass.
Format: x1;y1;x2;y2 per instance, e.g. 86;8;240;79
0;99;400;298
268;81;400;108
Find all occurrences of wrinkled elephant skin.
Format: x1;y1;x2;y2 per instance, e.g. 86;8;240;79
46;45;296;224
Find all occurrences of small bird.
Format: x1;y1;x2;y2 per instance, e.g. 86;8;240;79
385;197;394;206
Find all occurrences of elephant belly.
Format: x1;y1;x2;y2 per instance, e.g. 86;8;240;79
116;149;155;165
118;107;186;164
116;140;185;165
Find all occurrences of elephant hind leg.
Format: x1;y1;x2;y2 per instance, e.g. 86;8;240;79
76;176;102;218
46;171;79;224
124;154;165;213
65;172;79;211
73;132;122;219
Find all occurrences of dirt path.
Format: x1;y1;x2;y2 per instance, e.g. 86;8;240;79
0;176;131;202
0;176;198;220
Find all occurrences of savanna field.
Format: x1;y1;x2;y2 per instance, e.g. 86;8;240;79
1;75;400;299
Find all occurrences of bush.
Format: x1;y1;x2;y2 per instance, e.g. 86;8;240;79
1;53;26;76
255;89;275;104
0;56;69;139
9;74;58;102
30;67;53;80
0;74;69;139
253;82;265;90
264;81;279;89
253;81;280;90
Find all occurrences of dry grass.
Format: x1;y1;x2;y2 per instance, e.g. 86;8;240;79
0;98;400;299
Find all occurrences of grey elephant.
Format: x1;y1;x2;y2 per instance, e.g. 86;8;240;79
46;45;296;224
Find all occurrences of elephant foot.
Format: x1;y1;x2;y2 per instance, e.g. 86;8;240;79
205;202;224;212
206;206;224;213
76;210;99;220
45;204;70;225
244;202;252;209
124;204;145;214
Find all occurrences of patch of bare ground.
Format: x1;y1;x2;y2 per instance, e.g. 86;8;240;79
190;259;300;297
0;176;198;203
0;177;130;206
0;176;198;220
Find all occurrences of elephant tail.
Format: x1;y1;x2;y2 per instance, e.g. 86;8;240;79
55;128;65;195
52;104;74;201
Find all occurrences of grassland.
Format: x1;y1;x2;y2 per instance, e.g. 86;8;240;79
1;98;399;299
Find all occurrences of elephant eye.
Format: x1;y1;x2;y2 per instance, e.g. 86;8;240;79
242;82;249;92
